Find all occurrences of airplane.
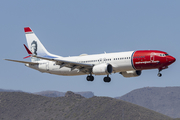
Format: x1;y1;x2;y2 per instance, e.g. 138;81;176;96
5;27;176;82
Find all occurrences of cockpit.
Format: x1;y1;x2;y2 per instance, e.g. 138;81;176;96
159;54;169;57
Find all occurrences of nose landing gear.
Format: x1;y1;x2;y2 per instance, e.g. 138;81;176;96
157;66;168;77
157;72;162;77
157;69;163;77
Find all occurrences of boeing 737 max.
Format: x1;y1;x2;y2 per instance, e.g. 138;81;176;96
5;27;176;82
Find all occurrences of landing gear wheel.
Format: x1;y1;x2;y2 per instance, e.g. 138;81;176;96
86;76;91;81
91;76;94;81
103;77;111;82
86;75;94;81
157;73;162;77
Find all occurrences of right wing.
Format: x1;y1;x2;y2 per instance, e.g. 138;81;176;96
5;59;39;65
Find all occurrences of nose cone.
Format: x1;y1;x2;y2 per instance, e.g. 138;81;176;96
168;56;176;64
171;56;176;63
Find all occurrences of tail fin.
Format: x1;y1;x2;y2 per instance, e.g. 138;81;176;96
24;27;54;62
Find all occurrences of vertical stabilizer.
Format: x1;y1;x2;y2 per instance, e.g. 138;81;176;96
24;27;54;62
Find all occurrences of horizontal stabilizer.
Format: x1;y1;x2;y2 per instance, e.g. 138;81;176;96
5;59;39;65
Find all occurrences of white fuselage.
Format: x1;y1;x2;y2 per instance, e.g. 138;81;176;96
27;51;135;76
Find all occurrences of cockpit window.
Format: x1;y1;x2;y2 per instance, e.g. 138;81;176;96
160;54;169;56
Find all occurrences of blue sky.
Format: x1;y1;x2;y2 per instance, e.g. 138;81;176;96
1;1;179;97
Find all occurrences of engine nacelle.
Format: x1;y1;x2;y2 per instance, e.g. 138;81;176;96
92;63;113;75
120;70;141;78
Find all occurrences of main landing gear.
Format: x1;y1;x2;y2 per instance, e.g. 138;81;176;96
103;75;111;82
86;75;94;81
86;75;111;82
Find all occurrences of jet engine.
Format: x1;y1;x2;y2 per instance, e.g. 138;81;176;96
120;70;141;77
92;63;113;75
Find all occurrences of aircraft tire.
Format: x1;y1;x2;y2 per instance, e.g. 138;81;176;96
158;73;162;77
90;76;94;81
86;75;94;81
86;76;90;81
103;77;111;82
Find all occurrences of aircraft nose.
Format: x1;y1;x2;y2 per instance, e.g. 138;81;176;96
167;56;176;63
172;56;176;63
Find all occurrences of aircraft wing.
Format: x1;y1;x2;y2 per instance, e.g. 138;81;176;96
5;59;39;65
33;55;93;72
23;44;93;73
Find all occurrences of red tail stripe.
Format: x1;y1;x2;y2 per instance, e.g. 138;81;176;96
24;27;32;33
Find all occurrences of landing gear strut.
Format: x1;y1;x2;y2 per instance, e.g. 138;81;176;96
157;67;168;77
157;69;162;77
103;75;111;82
86;75;94;81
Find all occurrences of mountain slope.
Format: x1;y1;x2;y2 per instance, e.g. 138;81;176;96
0;88;94;98
0;88;22;92
34;90;94;98
0;91;173;120
116;87;180;118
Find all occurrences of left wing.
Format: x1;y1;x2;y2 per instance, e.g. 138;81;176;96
34;55;93;73
5;59;39;65
23;44;94;73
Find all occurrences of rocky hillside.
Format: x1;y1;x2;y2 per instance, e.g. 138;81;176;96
0;88;94;98
0;91;174;120
0;88;22;92
34;90;94;98
116;87;180;118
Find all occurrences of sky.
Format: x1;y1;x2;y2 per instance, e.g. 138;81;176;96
1;1;179;97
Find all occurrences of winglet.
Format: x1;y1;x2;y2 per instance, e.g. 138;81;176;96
23;44;32;59
24;27;33;33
